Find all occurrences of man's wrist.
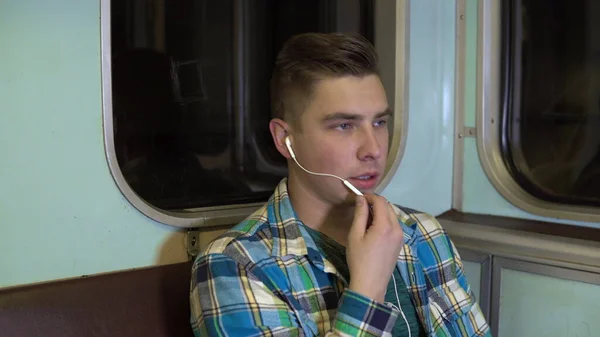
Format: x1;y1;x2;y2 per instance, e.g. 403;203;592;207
348;281;385;303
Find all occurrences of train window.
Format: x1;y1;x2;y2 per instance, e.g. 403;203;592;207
107;0;375;212
501;0;600;207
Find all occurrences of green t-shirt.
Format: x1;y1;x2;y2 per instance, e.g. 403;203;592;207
303;225;425;337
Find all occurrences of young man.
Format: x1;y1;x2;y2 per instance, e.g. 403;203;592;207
190;33;491;337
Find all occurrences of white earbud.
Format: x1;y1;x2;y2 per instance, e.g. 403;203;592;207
285;136;296;159
284;136;363;196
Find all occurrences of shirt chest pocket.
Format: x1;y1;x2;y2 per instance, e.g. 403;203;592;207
427;279;476;331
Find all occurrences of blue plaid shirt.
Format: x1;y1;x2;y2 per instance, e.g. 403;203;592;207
190;178;491;336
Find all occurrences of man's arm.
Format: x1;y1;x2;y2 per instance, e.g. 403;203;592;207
190;252;401;337
445;235;493;337
417;212;492;337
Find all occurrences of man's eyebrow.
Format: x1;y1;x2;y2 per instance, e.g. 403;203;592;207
375;108;393;118
322;112;362;121
322;108;393;122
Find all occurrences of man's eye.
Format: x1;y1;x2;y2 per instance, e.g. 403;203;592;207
336;123;353;130
374;119;388;127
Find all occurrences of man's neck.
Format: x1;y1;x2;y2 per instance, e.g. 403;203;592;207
287;176;354;247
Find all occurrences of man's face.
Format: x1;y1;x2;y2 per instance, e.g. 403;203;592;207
289;74;390;205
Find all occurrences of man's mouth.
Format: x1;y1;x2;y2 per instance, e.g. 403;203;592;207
348;173;380;190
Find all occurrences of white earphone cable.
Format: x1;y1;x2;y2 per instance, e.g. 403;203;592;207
392;272;412;337
286;137;364;196
292;156;345;181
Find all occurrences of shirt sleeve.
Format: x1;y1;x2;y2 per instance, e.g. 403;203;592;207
420;213;492;337
190;252;400;337
330;289;400;337
446;236;492;337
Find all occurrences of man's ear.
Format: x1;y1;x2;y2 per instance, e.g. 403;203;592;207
269;118;292;159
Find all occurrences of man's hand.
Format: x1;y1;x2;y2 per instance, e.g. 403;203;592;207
346;194;404;303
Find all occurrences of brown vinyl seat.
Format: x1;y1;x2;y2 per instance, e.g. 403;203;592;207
0;262;194;337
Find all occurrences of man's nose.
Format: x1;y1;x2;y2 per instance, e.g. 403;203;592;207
357;128;382;161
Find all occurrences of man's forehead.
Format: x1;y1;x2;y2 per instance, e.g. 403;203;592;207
306;76;387;115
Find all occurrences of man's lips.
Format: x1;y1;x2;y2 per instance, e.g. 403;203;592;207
348;173;380;189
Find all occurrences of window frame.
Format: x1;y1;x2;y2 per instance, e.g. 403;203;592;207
100;0;409;228
477;0;600;222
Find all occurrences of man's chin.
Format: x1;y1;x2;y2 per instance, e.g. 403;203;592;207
340;188;374;205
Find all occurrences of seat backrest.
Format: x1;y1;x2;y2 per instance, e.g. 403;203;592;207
0;261;194;337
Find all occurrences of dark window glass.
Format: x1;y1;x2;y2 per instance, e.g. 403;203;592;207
502;0;600;206
111;0;374;210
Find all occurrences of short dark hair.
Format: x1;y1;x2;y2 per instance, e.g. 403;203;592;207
270;32;379;127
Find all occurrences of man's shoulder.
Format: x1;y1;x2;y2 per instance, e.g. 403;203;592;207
392;204;460;262
391;204;446;235
195;203;275;266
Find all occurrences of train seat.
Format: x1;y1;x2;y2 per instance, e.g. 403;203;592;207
0;261;194;337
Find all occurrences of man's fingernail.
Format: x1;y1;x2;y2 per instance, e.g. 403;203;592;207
356;196;364;205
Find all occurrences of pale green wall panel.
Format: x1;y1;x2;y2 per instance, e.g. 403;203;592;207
498;268;600;337
382;0;456;216
462;260;482;302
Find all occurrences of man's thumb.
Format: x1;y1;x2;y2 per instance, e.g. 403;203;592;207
350;195;369;238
